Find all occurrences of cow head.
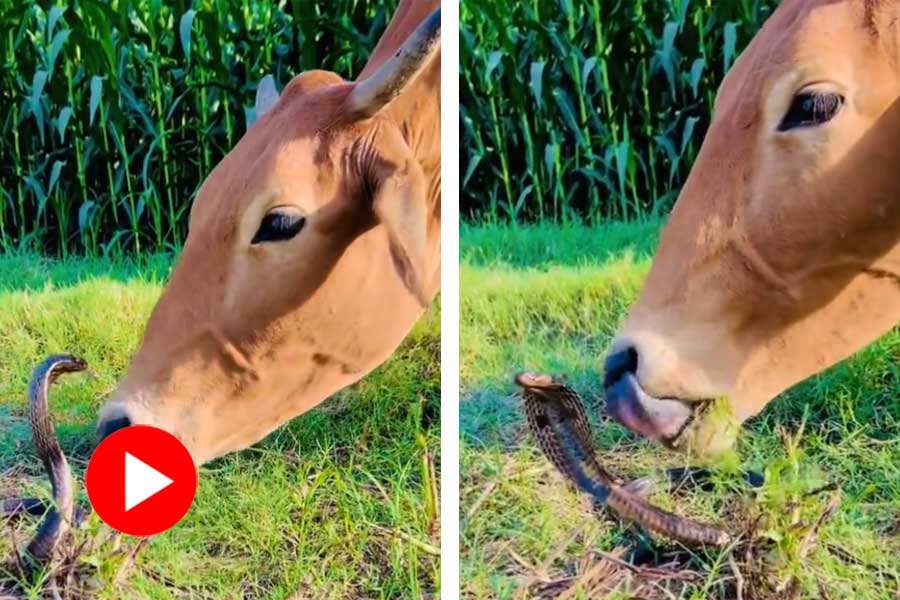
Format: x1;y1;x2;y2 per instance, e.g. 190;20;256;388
603;0;900;455
95;9;441;464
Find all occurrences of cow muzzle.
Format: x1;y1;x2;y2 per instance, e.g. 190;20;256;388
95;402;138;444
603;346;694;446
96;412;132;443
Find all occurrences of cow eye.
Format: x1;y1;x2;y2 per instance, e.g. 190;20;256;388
778;91;844;132
251;206;306;244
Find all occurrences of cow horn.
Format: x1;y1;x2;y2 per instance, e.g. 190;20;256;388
347;8;440;119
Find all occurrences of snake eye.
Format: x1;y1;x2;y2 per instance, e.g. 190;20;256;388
778;91;844;132
251;206;306;244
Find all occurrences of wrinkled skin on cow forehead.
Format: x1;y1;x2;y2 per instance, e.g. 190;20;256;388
98;5;440;464
611;0;900;454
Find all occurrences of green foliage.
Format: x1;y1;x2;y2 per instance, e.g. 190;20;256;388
0;0;395;256
460;0;778;223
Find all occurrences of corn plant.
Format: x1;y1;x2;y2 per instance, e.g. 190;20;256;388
0;0;395;256
460;0;778;224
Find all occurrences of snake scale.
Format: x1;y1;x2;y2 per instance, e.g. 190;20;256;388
516;372;732;547
2;354;88;561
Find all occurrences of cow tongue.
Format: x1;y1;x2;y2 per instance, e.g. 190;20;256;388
605;374;693;444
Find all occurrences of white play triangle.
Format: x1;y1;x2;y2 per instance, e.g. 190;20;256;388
125;452;174;511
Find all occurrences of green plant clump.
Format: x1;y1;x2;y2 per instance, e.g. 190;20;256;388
0;0;397;256
460;0;779;224
676;396;741;463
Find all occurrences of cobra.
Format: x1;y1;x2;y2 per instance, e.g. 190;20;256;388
516;372;732;547
2;355;88;562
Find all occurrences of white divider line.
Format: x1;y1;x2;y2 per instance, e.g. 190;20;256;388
440;0;461;597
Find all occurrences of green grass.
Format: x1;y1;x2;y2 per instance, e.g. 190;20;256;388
460;222;900;599
0;253;440;598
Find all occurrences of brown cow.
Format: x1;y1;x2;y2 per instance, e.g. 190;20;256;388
603;0;900;455
95;2;441;464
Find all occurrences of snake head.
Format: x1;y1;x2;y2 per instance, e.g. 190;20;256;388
41;354;88;386
514;371;557;390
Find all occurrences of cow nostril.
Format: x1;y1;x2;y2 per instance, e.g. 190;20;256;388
97;414;132;442
603;346;639;389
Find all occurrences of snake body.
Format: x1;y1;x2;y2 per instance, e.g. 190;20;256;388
516;372;732;547
2;354;87;561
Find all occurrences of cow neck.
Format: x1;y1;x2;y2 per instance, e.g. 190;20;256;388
384;52;440;191
357;0;441;217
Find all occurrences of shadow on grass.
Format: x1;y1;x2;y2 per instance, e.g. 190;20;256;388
461;219;662;269
0;252;176;293
0;408;94;473
461;334;900;599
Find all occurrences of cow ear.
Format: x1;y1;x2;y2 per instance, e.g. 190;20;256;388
254;75;280;119
371;146;431;307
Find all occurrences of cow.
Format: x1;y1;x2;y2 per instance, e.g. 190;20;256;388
602;0;900;455
94;1;441;465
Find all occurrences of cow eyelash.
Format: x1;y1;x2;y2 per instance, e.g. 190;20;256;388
777;91;844;132
251;207;306;244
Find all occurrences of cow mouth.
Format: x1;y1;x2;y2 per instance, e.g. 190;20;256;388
604;373;697;447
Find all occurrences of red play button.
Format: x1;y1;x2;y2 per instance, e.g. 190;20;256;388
86;425;197;536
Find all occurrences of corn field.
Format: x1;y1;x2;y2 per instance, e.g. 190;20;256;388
460;0;778;223
0;0;395;256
